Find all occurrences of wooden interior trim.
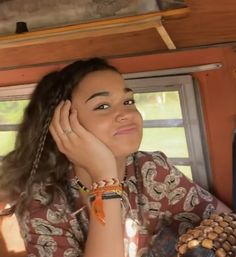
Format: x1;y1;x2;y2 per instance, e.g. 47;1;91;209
155;21;176;49
0;7;189;49
0;83;35;97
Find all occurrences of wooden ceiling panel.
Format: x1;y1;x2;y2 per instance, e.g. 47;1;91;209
164;0;236;47
0;0;236;69
0;29;166;69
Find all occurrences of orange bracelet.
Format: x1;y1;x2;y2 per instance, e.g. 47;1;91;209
89;184;123;225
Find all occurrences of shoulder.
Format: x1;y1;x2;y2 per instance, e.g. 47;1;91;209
135;150;166;159
133;151;184;184
134;150;170;169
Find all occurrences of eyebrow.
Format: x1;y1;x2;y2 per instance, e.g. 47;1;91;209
85;88;133;102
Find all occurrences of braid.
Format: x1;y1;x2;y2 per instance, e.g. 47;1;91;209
17;72;65;214
1;58;120;216
17;65;77;212
28;89;63;183
29;116;53;183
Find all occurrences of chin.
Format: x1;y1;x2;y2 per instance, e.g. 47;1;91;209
113;142;141;158
109;132;142;157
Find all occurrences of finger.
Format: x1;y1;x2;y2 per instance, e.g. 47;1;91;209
49;123;65;153
69;108;88;137
60;100;73;134
51;101;65;135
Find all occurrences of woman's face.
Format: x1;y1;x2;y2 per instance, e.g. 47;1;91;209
71;70;143;158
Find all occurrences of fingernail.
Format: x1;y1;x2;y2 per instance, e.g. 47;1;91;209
65;99;70;105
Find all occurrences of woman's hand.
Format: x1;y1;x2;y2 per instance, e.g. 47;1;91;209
49;100;118;182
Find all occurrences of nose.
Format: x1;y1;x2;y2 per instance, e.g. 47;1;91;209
115;107;132;122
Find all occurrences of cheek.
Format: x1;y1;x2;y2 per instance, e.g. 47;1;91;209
91;121;111;139
134;110;143;130
78;113;111;141
133;111;143;143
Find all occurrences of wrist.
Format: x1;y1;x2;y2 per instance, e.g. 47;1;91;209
88;179;123;225
92;173;118;183
89;162;118;182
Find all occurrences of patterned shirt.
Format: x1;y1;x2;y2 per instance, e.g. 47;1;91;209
17;151;217;257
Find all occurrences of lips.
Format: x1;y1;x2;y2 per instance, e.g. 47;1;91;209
114;125;138;135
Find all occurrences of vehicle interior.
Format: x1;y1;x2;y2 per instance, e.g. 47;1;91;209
0;0;235;256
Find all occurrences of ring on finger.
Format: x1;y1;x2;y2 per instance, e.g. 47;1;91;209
62;129;73;135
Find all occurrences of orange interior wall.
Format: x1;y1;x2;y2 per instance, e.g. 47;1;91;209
0;47;235;205
110;47;236;206
0;47;235;255
195;69;235;206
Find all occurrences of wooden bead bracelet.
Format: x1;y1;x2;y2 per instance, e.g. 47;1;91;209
176;213;236;257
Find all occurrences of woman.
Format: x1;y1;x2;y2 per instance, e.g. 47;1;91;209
0;58;231;257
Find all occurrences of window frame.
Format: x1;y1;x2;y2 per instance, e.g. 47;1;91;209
0;78;212;190
124;74;212;190
0;83;35;161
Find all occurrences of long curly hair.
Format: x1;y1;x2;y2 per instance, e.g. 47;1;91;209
0;58;119;214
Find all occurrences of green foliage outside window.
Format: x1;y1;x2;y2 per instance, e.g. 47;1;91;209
134;91;192;180
0;131;17;156
0;100;29;156
140;127;189;158
0;100;29;125
134;91;182;120
0;95;192;180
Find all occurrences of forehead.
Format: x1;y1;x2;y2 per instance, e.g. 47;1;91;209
72;70;126;97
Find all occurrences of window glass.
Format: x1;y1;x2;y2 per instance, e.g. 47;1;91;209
176;165;192;180
0;131;17;156
127;75;210;189
0;100;29;125
134;91;182;120
139;127;189;158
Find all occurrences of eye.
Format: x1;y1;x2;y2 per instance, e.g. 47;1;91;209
94;104;110;110
124;99;135;105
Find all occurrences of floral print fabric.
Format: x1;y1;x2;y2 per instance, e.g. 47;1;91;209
17;151;217;257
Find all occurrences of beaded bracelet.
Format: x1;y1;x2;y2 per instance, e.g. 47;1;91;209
72;177;121;192
72;176;123;225
176;212;236;257
92;178;120;189
72;176;90;193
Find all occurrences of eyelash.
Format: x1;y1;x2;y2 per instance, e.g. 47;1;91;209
124;99;136;105
94;99;136;110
